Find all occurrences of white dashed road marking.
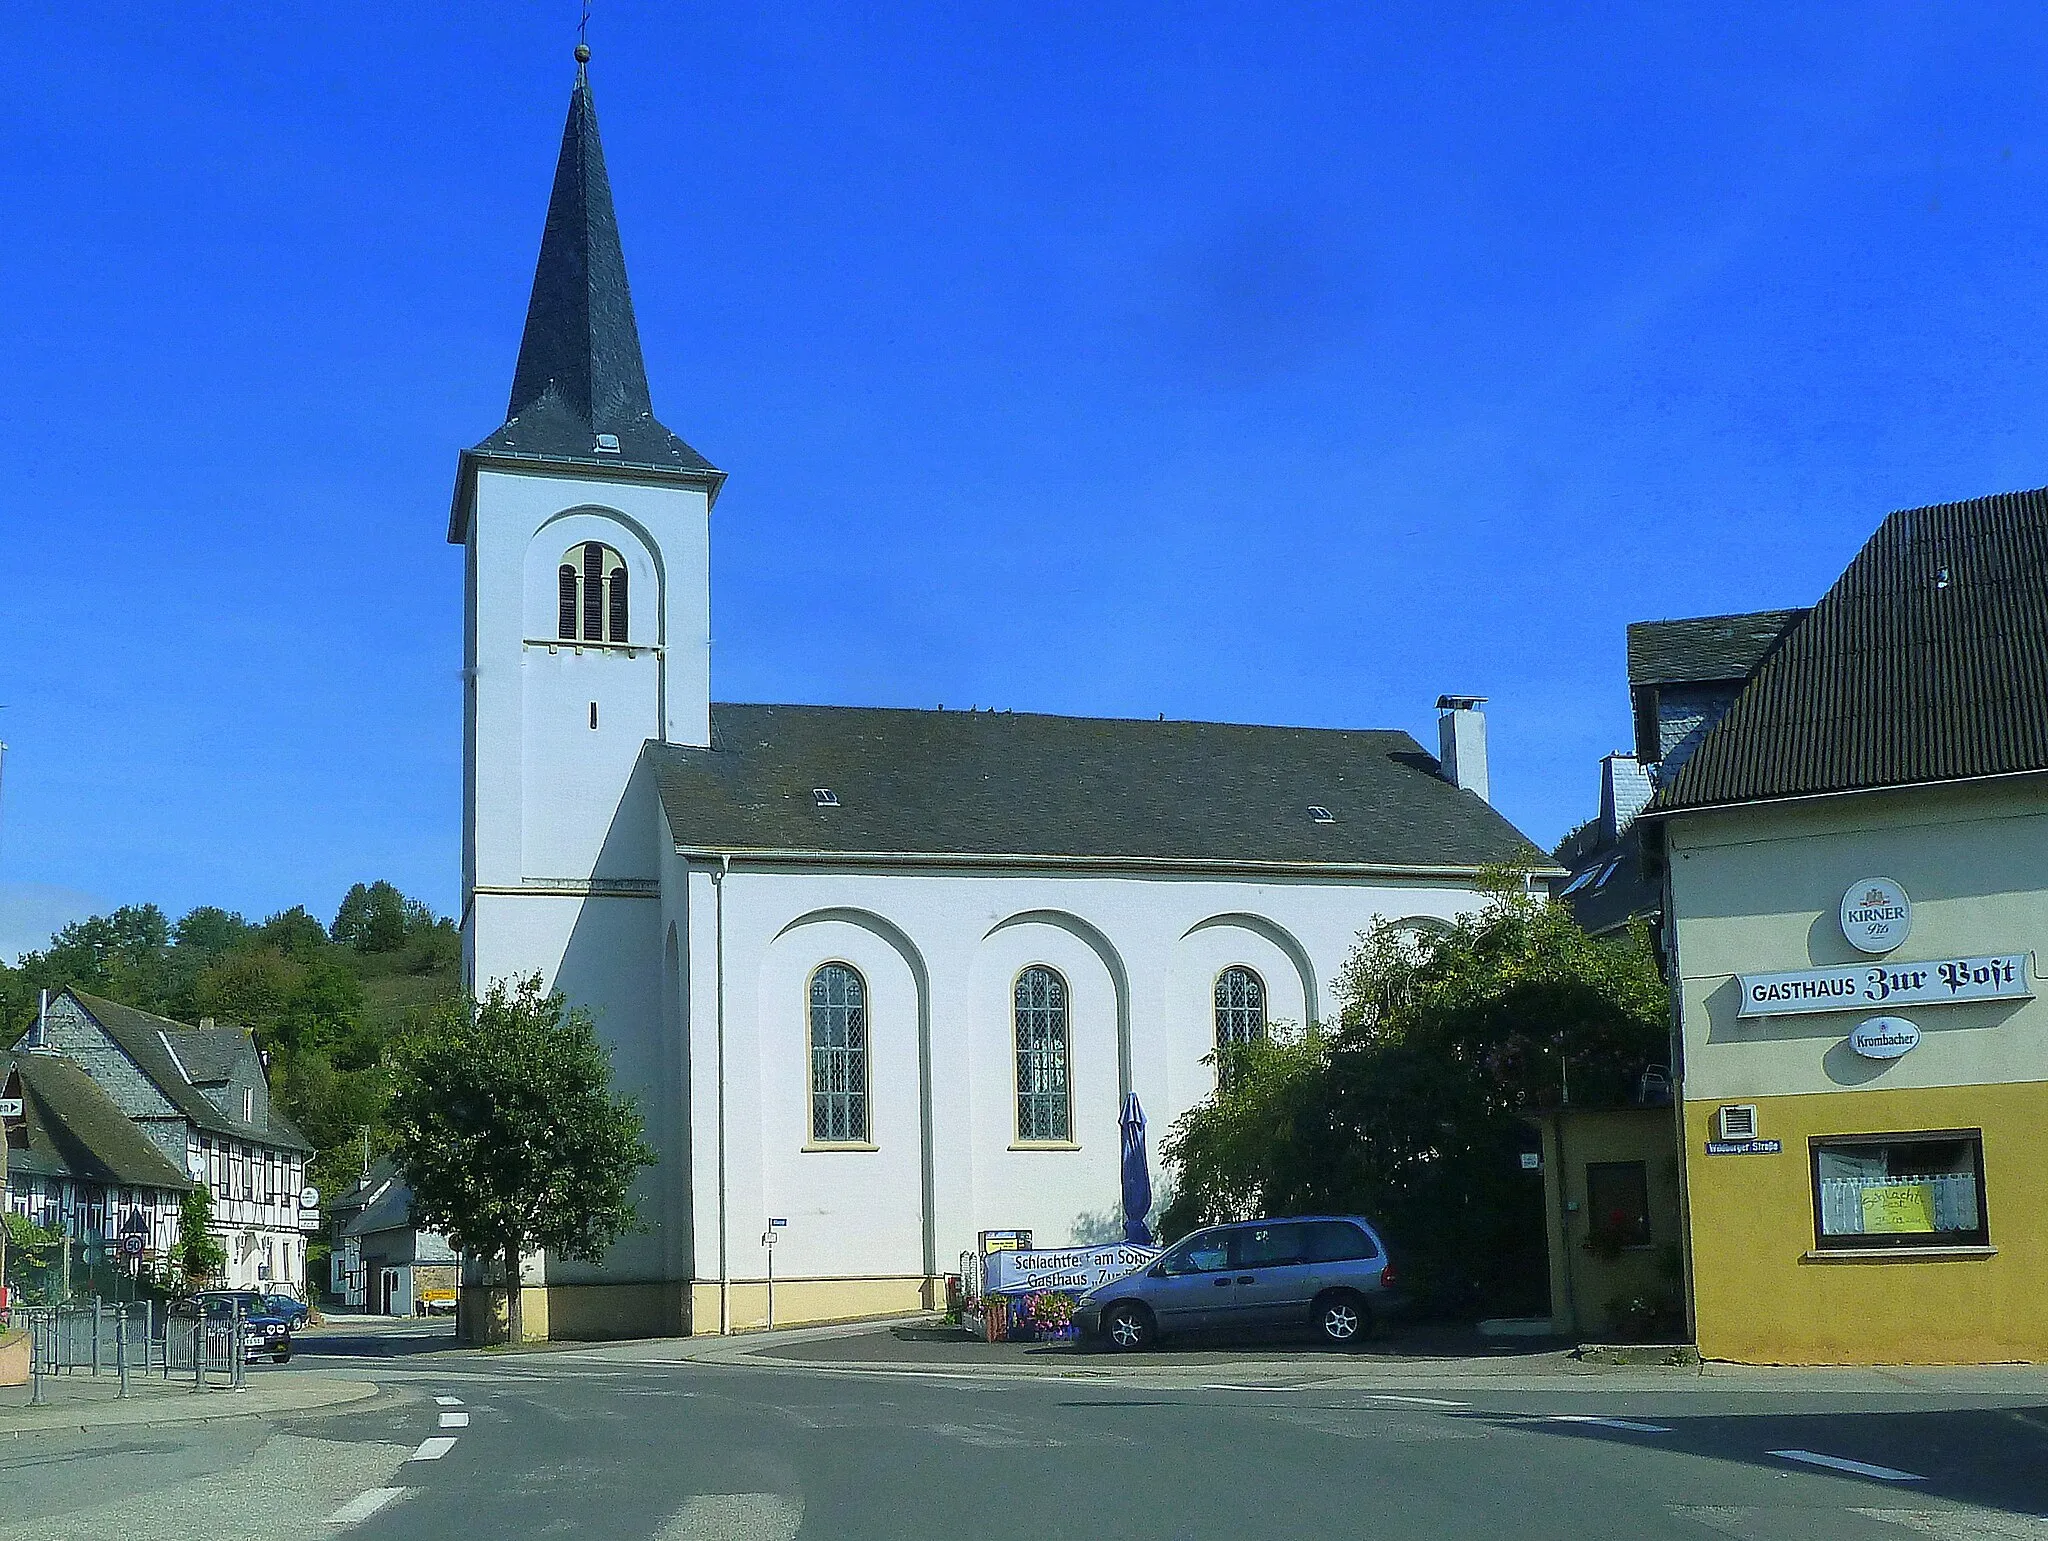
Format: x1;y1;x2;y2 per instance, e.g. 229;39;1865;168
1549;1415;1672;1433
327;1488;407;1526
409;1437;460;1462
1368;1394;1470;1408
654;1494;805;1541
440;1411;471;1428
435;1395;464;1407
1770;1450;1926;1482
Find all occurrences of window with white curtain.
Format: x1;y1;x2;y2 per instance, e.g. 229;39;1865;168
1811;1132;1987;1249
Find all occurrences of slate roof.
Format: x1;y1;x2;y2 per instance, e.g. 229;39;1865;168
68;991;313;1154
451;59;722;540
1551;824;1660;938
344;1175;418;1239
1658;486;2048;812
3;1053;192;1191
647;704;1552;870
1626;609;1808;688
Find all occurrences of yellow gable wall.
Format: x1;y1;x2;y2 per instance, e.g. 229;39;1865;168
1667;776;2048;1363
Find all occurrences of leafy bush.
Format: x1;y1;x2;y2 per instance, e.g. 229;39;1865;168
1162;869;1669;1318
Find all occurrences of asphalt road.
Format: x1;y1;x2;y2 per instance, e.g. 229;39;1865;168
6;1323;2048;1539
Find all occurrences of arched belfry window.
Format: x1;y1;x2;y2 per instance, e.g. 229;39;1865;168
1014;966;1072;1143
1214;966;1267;1068
556;542;630;643
809;963;869;1144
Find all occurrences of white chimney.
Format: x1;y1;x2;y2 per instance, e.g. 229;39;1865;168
1436;695;1489;803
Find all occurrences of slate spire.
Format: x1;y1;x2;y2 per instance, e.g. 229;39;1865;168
470;51;720;482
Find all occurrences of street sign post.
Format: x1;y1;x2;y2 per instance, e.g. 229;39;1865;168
763;1219;788;1329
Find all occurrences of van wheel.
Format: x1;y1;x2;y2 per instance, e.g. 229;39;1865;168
1315;1290;1371;1348
1103;1303;1155;1352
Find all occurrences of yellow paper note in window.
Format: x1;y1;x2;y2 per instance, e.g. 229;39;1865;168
1862;1183;1937;1234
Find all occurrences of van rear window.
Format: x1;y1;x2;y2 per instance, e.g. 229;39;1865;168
1303;1220;1377;1262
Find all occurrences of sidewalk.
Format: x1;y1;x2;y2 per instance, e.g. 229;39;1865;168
0;1368;381;1436
560;1316;2048;1399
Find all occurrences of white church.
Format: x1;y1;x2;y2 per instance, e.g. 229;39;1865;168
452;54;1551;1340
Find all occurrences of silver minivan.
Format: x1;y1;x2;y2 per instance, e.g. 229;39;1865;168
1074;1215;1397;1351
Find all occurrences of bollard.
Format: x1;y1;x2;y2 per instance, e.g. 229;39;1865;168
29;1315;46;1407
116;1306;129;1398
231;1302;245;1391
92;1297;102;1376
192;1317;205;1393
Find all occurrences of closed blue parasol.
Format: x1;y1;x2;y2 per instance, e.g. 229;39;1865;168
1120;1093;1153;1245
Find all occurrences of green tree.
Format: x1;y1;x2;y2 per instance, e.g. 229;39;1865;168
171;906;251;961
332;882;412;953
386;977;655;1343
172;1186;228;1288
1162;870;1669;1315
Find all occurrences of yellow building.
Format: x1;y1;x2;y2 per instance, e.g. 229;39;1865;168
1648;487;2048;1364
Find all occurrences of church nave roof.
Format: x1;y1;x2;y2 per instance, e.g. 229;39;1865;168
647;704;1550;872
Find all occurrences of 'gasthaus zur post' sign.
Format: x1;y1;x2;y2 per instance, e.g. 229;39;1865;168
1737;954;2033;1017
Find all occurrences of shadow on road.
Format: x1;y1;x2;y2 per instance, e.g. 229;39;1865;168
293;1316;456;1360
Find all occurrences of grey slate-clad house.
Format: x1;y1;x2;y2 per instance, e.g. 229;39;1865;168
17;990;317;1291
335;1162;458;1316
2;1051;191;1294
1555;609;1805;937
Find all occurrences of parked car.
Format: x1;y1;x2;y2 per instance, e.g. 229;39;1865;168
262;1292;311;1329
1074;1216;1398;1351
190;1290;294;1363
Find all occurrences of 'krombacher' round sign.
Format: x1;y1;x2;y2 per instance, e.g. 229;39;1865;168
1841;877;1911;954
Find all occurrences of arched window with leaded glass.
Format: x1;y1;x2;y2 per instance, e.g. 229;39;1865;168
809;962;869;1144
556;541;630;643
1214;966;1266;1053
1014;965;1071;1143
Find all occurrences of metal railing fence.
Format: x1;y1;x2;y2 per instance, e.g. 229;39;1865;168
7;1298;248;1405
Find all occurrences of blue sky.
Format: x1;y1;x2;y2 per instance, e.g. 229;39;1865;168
4;5;2046;957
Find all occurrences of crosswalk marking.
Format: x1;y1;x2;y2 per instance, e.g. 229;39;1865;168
409;1436;459;1462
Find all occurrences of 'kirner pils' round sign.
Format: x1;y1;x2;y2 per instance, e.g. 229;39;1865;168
1841;878;1912;954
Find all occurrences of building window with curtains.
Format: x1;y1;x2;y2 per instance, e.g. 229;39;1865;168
1015;966;1071;1142
809;963;869;1143
1811;1131;1988;1250
556;541;631;643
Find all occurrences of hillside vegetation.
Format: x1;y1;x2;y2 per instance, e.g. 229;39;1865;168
0;882;460;1203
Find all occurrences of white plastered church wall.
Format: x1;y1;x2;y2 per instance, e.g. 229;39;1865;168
675;864;1492;1308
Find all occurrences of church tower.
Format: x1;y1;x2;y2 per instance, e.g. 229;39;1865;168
450;50;723;999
